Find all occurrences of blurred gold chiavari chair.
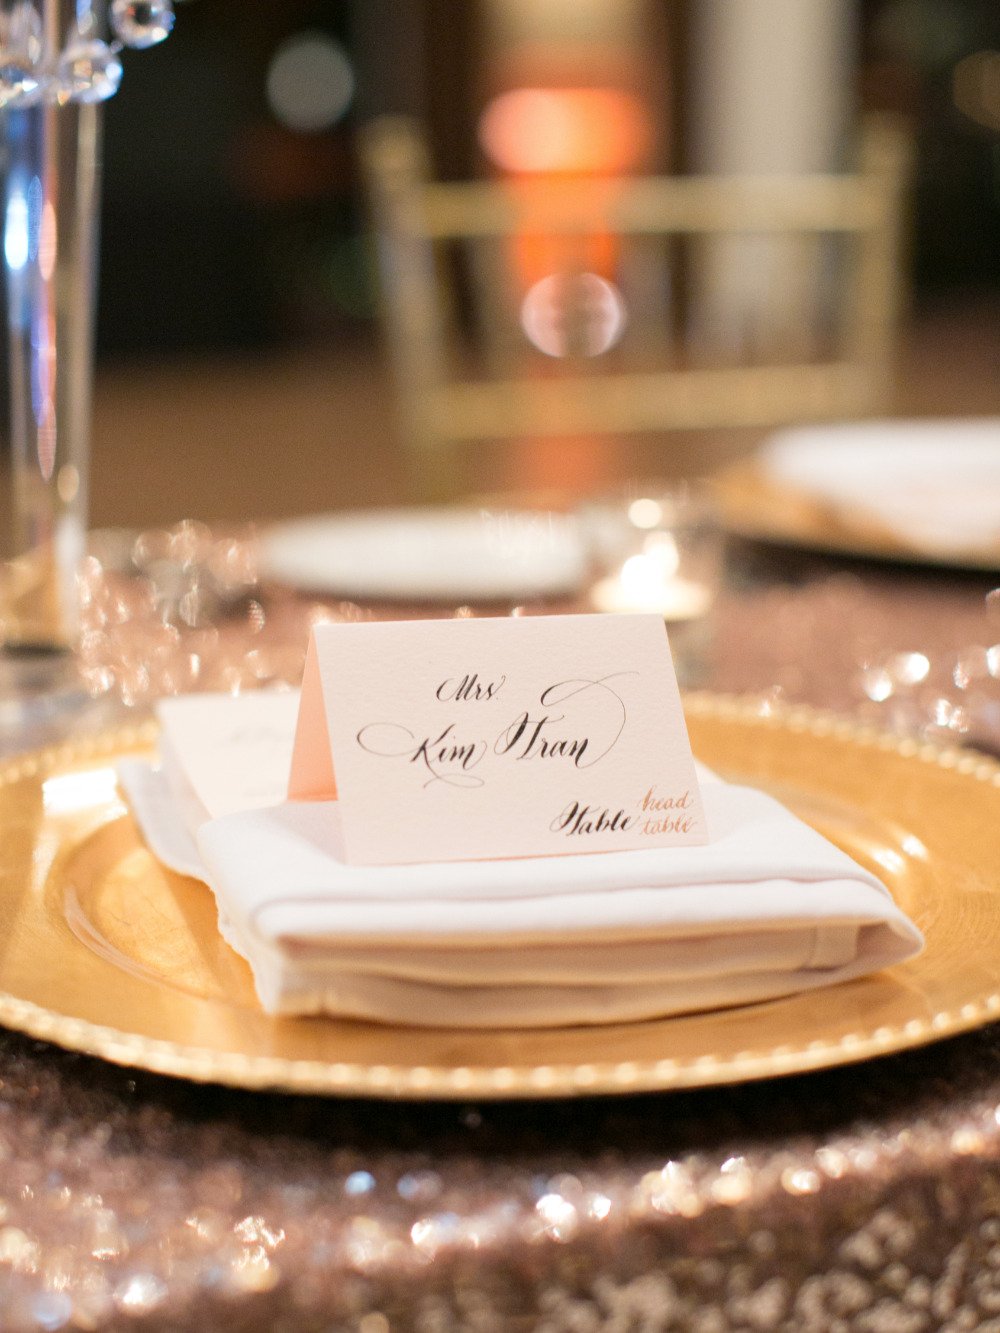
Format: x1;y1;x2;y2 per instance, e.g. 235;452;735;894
360;114;912;499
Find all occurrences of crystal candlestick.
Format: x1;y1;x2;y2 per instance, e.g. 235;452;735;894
0;0;174;723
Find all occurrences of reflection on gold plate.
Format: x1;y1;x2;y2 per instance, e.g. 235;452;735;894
714;463;1000;571
2;700;1000;1099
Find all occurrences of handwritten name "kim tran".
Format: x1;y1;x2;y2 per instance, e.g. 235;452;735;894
355;674;631;788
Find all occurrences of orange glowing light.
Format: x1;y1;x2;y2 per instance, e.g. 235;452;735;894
479;86;650;175
509;185;619;291
38;201;57;282
503;435;617;495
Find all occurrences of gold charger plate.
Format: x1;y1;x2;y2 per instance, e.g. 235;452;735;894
2;698;1000;1100
714;463;1000;572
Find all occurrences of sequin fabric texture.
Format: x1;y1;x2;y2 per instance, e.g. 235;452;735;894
4;1026;1000;1330
2;532;999;1330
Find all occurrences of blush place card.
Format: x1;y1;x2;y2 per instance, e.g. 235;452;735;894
288;613;707;865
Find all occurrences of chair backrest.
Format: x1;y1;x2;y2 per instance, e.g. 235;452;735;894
360;114;912;463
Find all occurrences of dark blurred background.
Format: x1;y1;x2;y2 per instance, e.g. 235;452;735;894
97;0;1000;361
99;0;475;356
0;0;993;532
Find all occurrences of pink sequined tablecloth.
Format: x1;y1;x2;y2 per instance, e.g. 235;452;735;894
0;533;999;1332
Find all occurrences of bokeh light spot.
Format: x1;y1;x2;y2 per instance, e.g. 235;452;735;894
520;271;626;358
266;31;354;133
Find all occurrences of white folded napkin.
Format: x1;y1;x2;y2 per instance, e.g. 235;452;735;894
119;758;923;1029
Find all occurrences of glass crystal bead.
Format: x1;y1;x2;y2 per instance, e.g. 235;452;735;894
2;1;44;66
110;0;174;49
56;39;123;104
0;59;45;108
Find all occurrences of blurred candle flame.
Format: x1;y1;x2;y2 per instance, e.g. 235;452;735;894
479;86;649;175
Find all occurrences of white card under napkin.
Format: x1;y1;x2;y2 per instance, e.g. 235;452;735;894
119;758;923;1029
156;690;300;825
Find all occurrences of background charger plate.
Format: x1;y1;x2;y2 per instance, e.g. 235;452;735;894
2;697;1000;1099
714;422;1000;571
258;507;586;602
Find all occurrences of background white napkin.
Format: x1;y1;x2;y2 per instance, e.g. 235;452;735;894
762;420;1000;554
120;761;922;1029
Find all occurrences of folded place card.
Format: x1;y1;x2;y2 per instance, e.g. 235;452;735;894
287;613;707;865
